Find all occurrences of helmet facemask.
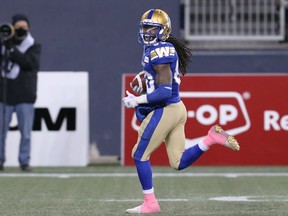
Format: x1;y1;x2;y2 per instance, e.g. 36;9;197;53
138;23;164;46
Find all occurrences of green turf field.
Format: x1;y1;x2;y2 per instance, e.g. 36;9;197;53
0;166;288;216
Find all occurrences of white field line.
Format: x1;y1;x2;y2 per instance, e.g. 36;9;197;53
0;172;288;178
209;196;288;202
102;199;189;202
101;196;288;203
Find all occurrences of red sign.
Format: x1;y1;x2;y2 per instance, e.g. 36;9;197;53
121;74;288;166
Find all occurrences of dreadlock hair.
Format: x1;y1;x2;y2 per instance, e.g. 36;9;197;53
166;34;192;75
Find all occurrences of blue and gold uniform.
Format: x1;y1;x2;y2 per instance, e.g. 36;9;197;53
135;41;180;122
132;41;189;170
121;10;206;202
123;8;207;214
143;42;180;103
123;10;239;214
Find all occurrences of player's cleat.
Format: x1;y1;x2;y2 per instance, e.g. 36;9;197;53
126;203;160;214
203;125;240;151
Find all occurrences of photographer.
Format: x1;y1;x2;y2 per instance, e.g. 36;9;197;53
0;14;41;171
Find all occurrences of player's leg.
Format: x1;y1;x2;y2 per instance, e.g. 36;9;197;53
167;125;240;170
165;101;240;170
166;123;205;170
126;159;160;214
164;101;205;170
126;108;166;214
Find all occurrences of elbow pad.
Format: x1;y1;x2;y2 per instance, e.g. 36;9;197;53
147;84;172;103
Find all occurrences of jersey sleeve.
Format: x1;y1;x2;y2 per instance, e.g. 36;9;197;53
149;42;176;66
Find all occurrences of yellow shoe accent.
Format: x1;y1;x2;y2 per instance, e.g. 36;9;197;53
215;125;240;151
225;135;240;151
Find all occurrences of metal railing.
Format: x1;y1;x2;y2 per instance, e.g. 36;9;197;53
184;0;287;41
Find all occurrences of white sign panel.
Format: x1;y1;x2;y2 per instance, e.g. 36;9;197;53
5;71;89;167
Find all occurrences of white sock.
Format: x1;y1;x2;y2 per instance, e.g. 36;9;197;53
143;188;154;194
198;141;209;151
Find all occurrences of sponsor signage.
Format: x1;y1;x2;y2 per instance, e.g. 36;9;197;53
5;72;89;166
122;74;288;166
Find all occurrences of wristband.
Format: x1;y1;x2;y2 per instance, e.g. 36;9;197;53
135;95;148;104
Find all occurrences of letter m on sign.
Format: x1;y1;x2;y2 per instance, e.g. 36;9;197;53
33;108;76;131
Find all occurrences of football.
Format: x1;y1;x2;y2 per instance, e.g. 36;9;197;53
130;71;147;94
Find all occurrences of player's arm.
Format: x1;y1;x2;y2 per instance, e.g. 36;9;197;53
132;63;172;104
145;63;173;103
155;64;172;85
122;64;173;108
122;55;173;108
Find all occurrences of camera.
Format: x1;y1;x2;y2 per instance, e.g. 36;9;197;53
0;23;14;41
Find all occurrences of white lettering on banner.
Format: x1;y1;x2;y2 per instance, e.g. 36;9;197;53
188;104;238;125
131;91;251;149
264;110;288;131
194;105;218;125
220;105;238;125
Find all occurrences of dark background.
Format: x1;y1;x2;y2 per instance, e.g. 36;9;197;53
1;0;287;157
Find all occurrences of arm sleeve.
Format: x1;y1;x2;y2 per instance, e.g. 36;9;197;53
147;83;172;103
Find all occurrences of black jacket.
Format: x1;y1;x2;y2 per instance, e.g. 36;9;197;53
0;41;41;105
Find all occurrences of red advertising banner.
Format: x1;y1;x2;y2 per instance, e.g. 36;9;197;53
121;74;288;166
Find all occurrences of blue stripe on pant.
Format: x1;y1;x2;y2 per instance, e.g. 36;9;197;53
133;108;163;190
133;108;163;161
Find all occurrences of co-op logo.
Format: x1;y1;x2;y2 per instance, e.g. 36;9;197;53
131;91;251;147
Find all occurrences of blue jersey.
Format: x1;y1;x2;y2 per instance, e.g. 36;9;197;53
142;41;181;105
136;41;181;122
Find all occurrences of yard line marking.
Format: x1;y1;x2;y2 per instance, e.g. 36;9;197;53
209;196;288;202
101;199;189;202
0;172;288;178
102;196;288;203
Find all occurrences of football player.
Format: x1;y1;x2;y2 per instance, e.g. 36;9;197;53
122;9;240;214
